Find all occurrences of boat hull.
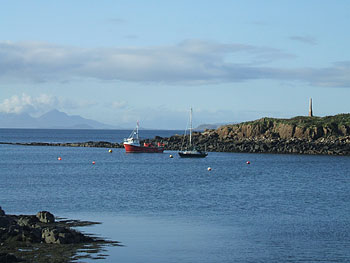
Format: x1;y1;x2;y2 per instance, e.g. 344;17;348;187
124;144;164;153
178;152;208;158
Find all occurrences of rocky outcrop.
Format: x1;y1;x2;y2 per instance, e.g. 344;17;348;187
151;132;350;155
215;115;350;140
36;211;55;223
146;114;350;156
0;211;93;245
0;253;19;263
0;208;120;262
41;227;88;244
0;206;5;216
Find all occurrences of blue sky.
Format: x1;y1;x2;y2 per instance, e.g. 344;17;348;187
1;0;350;129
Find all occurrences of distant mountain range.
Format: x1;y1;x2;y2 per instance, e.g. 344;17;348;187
0;109;117;129
0;109;234;130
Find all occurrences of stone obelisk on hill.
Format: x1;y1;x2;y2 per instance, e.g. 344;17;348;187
309;98;313;117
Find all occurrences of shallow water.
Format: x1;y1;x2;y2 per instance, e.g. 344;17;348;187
1;129;350;262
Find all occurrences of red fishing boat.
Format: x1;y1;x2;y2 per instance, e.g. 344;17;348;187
123;122;164;153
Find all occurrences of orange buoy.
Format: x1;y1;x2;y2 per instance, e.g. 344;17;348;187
207;167;212;171
246;161;250;164
92;161;96;165
109;149;113;153
169;155;173;158
58;157;62;161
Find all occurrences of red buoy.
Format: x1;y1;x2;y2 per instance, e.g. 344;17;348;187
92;161;96;165
246;161;250;164
58;157;62;161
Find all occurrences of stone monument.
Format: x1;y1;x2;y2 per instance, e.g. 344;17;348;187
309;98;313;117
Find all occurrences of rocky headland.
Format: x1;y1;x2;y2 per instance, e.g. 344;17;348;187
2;114;350;155
0;206;120;262
153;114;350;155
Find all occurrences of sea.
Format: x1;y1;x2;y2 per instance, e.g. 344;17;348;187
1;128;350;263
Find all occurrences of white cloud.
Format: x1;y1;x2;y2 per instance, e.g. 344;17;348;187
0;93;96;115
0;40;291;84
0;93;59;114
112;101;128;109
0;40;350;87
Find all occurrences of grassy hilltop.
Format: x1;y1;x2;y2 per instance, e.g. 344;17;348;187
244;114;350;127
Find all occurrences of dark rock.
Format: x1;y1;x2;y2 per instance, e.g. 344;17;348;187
42;227;92;244
0;206;5;216
0;216;13;228
42;227;63;244
17;215;39;227
36;211;55;223
3;225;23;242
21;227;42;243
0;211;120;262
0;253;20;263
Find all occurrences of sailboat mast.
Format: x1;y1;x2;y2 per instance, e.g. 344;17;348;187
136;121;139;140
189;107;192;147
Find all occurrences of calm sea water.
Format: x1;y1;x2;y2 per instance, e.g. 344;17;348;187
0;128;183;143
1;129;350;262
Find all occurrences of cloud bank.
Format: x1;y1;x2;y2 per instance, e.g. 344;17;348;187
0;94;59;114
0;93;95;116
0;40;349;87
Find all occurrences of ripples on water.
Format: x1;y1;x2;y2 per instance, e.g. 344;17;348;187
1;129;350;262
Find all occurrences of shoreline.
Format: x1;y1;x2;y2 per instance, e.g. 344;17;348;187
1;134;350;156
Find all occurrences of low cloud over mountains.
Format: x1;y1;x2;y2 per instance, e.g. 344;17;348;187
0;109;115;129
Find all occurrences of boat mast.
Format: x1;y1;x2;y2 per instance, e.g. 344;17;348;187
189;107;192;148
136;121;139;140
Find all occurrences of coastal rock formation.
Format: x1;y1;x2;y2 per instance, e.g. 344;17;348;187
36;211;55;223
153;132;350;155
0;207;120;262
41;227;88;244
215;114;350;140
0;253;19;263
0;210;92;245
148;114;350;155
0;206;5;216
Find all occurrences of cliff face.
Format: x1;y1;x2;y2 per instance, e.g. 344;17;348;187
215;114;350;140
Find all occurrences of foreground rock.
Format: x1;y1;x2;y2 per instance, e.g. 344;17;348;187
0;207;120;262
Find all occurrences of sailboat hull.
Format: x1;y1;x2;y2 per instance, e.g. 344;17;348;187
178;152;208;158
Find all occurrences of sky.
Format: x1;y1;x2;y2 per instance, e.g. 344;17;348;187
1;0;350;129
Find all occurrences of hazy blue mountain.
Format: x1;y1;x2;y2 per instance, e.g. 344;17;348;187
0;112;39;128
0;109;117;129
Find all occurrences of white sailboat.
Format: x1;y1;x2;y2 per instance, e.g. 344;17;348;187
178;108;208;158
